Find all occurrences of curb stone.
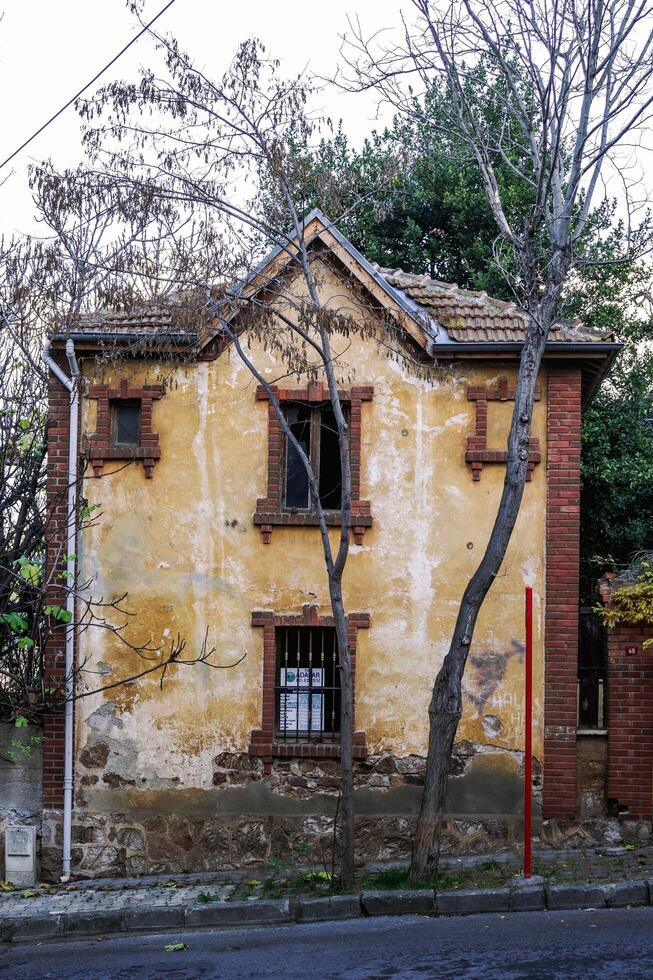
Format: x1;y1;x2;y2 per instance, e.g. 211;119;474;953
124;907;185;931
63;910;125;936
603;881;648;908
4;877;653;944
362;890;434;916
437;887;511;916
2;914;62;942
294;895;362;922
509;885;546;912
546;884;606;910
184;899;290;929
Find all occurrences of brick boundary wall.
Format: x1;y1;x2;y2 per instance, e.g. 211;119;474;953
606;625;653;820
543;367;582;819
42;363;75;811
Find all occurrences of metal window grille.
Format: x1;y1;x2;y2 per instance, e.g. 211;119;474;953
275;626;340;742
577;606;607;729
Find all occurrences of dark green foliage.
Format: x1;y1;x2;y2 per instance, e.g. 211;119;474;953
581;353;653;570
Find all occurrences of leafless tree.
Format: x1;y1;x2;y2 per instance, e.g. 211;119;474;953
72;31;420;888
341;0;653;878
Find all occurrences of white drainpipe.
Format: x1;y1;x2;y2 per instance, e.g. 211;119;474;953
42;338;79;882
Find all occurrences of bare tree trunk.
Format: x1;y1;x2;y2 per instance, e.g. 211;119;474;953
328;579;355;887
409;297;557;880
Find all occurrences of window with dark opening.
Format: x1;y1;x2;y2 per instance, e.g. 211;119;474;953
112;400;141;446
275;626;340;741
284;403;344;511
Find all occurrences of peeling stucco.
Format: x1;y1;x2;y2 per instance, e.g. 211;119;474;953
72;262;547;864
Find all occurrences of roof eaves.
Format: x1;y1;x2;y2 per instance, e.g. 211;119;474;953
51;330;199;345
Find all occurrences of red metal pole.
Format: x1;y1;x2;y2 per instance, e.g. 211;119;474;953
524;586;533;878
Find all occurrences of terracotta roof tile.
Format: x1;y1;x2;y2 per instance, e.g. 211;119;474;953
376;266;613;344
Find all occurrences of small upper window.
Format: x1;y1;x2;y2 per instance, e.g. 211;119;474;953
284;403;343;511
112;400;141;446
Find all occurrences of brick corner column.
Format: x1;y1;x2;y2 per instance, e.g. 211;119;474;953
42;363;73;828
606;625;653;820
543;366;582;819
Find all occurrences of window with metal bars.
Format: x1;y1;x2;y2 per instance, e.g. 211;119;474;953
284;403;344;511
275;626;340;741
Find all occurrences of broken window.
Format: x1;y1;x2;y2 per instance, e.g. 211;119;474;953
275;626;340;741
283;403;344;511
112;400;141;446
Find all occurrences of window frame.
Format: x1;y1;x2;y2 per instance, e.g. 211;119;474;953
282;401;348;514
253;382;374;544
87;380;163;479
111;399;142;447
274;624;341;741
249;605;370;772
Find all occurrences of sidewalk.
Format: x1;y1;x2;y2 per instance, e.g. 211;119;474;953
3;845;653;943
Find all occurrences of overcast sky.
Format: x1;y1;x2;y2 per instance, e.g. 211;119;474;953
2;0;652;243
0;0;398;237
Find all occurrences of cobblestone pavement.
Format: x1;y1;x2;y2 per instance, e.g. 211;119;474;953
0;881;236;919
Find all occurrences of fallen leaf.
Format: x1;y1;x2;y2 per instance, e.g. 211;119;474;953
0;881;15;892
165;943;188;952
20;890;39;899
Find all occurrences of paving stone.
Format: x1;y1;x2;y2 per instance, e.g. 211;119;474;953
546;884;606;910
124;907;185;931
361;890;434;916
510;885;546;911
294;895;362;922
436;888;511;916
602;880;648;908
62;910;125;935
185;899;290;929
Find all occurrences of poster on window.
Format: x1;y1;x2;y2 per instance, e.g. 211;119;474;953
279;668;324;732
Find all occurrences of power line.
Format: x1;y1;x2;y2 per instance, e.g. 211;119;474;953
0;0;177;172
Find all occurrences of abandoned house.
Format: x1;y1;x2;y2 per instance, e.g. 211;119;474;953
41;211;622;878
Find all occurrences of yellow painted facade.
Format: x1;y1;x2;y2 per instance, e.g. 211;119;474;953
74;262;547;800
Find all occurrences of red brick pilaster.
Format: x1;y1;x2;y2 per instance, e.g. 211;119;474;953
42;362;74;811
606;625;653;819
543;367;582;819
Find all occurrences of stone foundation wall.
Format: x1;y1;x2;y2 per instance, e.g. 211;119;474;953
41;742;538;879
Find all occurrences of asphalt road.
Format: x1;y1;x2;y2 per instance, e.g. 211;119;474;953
2;908;653;979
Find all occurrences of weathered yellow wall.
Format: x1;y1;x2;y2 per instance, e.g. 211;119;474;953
75;265;547;800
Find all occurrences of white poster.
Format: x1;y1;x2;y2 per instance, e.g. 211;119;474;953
279;668;324;732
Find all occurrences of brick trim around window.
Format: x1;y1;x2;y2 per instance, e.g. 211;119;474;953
87;379;163;478
466;377;542;481
543;367;582;820
249;604;370;773
253;382;373;543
